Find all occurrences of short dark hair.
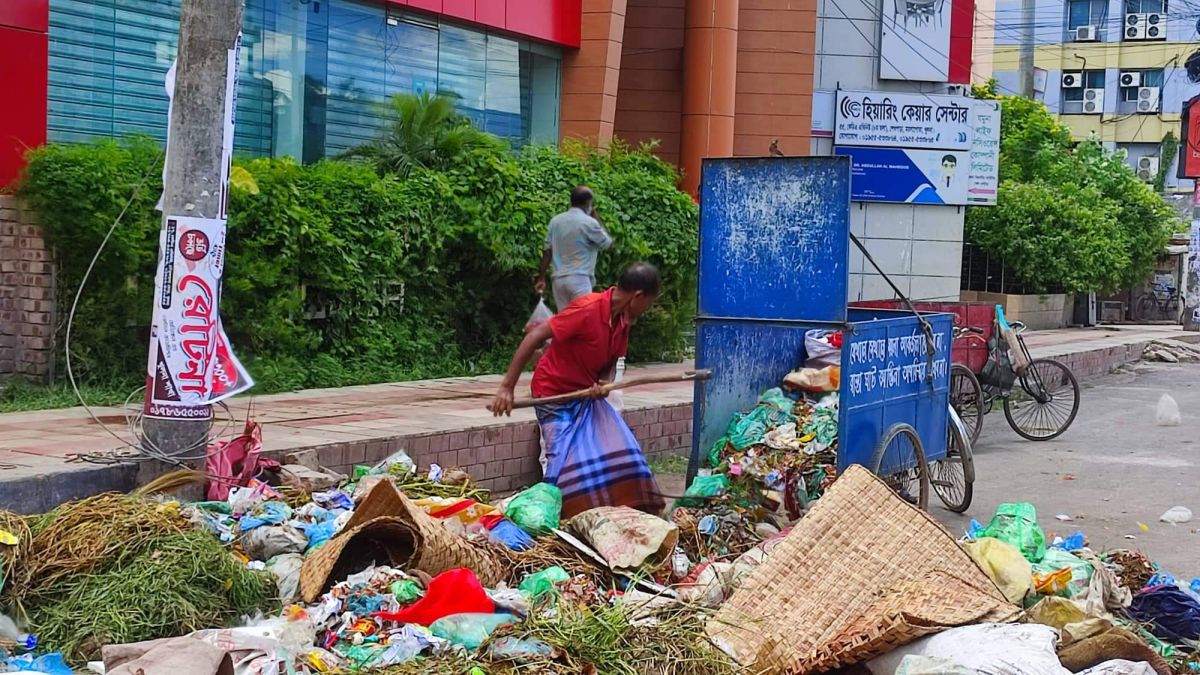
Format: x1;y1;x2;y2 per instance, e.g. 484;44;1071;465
942;154;957;165
618;262;661;295
570;186;594;208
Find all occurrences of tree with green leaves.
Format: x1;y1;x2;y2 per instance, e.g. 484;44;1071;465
340;91;504;177
967;81;1179;295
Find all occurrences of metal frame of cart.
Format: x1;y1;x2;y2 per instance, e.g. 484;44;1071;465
685;156;972;512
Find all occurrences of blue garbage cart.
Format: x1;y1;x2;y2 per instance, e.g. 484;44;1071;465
687;156;960;510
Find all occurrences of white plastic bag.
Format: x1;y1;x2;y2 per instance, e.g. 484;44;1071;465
895;655;979;675
1160;506;1193;524
525;299;553;333
804;330;841;368
1155;394;1181;426
1076;661;1157;675
867;624;1067;675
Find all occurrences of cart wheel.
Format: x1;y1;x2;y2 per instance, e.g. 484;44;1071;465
932;406;975;513
1003;358;1080;441
950;364;984;444
870;423;929;510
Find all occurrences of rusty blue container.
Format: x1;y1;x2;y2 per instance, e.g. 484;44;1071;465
689;156;953;481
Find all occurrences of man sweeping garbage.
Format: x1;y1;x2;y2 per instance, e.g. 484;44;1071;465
491;262;665;518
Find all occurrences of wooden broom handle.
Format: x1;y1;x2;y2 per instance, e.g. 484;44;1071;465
508;368;712;409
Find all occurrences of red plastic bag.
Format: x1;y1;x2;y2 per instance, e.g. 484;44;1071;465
374;568;494;626
205;420;279;501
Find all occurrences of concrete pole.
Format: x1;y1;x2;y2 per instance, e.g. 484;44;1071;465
680;0;739;197
1183;185;1200;331
1018;0;1035;96
142;0;243;457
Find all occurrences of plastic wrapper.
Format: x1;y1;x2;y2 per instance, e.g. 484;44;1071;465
242;524;307;561
430;613;516;650
505;483;563;536
783;366;840;393
488;519;536;551
1033;549;1093;598
804;329;843;368
962;537;1032;604
266;553;304;603
1155;394;1182;426
867;624;1066;675
371;449;416;477
980;502;1046;563
525;299;553;333
238;501;292;531
567;506;679;573
675;474;728;508
489;637;554;662
518;566;570;600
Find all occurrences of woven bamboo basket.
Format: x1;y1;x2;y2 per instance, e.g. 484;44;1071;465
707;464;1017;673
298;481;505;602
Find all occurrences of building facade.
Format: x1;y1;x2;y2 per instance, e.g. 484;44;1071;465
809;0;986;302
0;0;819;196
990;0;1200;190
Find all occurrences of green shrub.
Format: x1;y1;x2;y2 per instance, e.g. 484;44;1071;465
17;137;698;396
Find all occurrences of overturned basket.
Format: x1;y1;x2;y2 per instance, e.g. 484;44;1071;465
299;480;505;602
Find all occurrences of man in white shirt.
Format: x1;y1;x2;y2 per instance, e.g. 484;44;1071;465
535;186;613;310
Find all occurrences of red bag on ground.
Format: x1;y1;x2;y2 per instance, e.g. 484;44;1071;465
204;420;278;501
374;568;495;626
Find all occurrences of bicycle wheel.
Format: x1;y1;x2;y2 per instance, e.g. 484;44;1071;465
950;363;984;443
871;423;929;510
1003;358;1080;441
932;407;975;513
1134;295;1156;322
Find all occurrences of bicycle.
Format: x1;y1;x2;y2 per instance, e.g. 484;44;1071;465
1134;281;1180;322
949;306;1081;442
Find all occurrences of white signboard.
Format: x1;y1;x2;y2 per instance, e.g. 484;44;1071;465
880;0;951;82
834;90;973;151
967;100;1001;205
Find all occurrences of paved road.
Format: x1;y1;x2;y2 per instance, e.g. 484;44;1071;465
936;361;1200;576
657;361;1200;576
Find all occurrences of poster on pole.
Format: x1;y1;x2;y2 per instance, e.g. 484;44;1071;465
146;35;253;419
145;217;253;418
966;100;1001;205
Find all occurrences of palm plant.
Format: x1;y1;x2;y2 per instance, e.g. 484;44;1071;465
340;91;505;177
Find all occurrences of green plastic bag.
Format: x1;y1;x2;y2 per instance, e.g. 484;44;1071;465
431;613;516;649
1033;548;1093;598
981;502;1046;563
675;474;729;509
726;388;797;450
390;579;423;604
505;483;563;536
518;565;570;600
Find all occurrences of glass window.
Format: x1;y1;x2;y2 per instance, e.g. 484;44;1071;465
1125;0;1165;13
1062;70;1105;101
523;48;561;145
1067;0;1106;29
484;35;522;138
438;25;487;128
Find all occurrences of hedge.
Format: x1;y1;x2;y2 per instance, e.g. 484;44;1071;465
17;138;699;393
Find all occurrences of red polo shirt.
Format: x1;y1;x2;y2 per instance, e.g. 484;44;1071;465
531;288;630;398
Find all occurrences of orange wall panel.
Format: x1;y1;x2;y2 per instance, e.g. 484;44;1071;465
734;0;815;158
613;0;685;165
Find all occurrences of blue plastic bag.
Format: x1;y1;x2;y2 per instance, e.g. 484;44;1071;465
302;520;340;550
238;501;291;531
488;519;536;551
1050;531;1086;552
5;653;71;675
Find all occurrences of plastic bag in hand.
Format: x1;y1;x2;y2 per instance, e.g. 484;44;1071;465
525;299;553;333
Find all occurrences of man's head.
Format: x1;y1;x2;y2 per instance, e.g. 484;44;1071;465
570;186;594;213
941;154;957;175
617;262;661;319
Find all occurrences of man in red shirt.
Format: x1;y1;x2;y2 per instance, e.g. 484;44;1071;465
490;263;665;517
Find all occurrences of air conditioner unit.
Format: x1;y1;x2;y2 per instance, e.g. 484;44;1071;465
1120;71;1143;87
1145;12;1166;39
1137;86;1161;112
1125;12;1147;39
1136;156;1160;181
1075;24;1099;41
1062;72;1083;88
1082;88;1104;114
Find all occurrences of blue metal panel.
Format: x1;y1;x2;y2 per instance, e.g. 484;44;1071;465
690;318;832;468
697;156;851;324
839;309;953;473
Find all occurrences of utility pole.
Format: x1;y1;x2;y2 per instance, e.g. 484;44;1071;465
1184;185;1200;331
142;0;244;458
1018;0;1035;96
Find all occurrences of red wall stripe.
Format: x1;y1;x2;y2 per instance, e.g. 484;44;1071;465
948;0;975;84
385;0;581;46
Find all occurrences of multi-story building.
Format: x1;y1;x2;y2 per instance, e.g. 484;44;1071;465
990;0;1200;191
0;0;819;197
